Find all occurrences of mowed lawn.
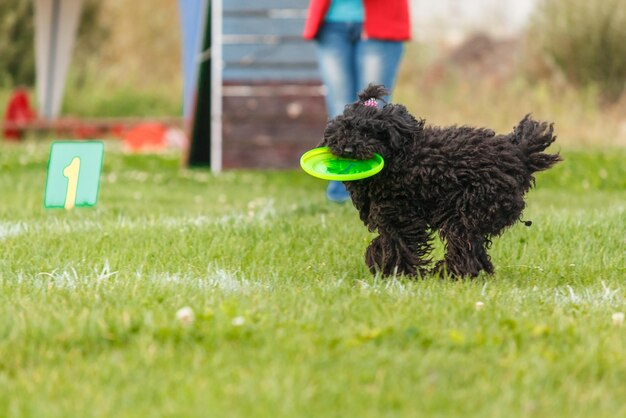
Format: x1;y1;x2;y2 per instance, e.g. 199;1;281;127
0;140;625;418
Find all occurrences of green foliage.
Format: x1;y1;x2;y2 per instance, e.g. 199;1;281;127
0;0;35;86
0;0;106;89
0;141;625;417
72;0;110;85
62;81;182;117
397;44;624;149
528;0;626;102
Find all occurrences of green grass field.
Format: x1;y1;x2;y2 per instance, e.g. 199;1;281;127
1;140;625;417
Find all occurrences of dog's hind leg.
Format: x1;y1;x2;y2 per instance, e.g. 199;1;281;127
365;226;432;278
473;235;494;274
438;230;493;278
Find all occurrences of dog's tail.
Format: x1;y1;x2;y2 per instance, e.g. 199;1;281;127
512;114;562;173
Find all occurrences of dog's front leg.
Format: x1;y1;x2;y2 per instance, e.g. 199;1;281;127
364;203;432;278
345;182;371;227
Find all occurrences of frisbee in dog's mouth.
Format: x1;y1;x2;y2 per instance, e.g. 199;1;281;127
300;147;384;181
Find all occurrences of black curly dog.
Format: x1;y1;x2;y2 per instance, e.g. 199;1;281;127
321;84;562;278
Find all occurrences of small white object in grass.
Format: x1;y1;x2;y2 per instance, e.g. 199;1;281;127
612;312;624;326
176;307;195;326
231;316;245;327
475;301;485;311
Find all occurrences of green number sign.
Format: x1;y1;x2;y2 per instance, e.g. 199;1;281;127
44;141;104;209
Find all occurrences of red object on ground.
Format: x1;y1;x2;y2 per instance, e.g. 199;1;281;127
3;89;37;141
122;122;168;152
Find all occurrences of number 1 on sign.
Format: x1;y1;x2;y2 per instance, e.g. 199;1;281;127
63;157;81;210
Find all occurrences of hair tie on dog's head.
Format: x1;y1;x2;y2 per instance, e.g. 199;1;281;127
362;98;378;108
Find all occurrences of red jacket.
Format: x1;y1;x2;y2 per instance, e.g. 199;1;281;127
303;0;411;41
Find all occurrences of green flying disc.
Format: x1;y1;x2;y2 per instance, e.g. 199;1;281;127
300;147;384;181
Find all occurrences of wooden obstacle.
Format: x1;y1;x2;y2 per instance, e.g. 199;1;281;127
219;0;327;169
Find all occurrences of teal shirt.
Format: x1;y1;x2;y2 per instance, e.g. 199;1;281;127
325;0;364;23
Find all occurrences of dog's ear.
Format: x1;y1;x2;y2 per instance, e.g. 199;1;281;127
382;104;424;150
319;116;340;147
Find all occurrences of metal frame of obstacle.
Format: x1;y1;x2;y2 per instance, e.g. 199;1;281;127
187;0;223;172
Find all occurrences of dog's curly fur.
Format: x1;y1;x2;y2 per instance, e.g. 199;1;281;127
320;84;562;278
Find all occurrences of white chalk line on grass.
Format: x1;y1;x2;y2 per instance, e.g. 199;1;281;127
0;221;28;239
147;268;266;292
3;200;622;242
7;262;266;293
0;198;278;241
356;277;626;307
3;258;625;308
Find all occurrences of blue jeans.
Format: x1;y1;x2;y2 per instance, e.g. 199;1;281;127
314;22;404;202
314;21;405;117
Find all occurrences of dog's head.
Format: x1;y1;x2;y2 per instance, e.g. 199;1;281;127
320;84;424;161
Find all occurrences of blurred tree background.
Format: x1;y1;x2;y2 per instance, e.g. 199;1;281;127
0;0;624;136
0;0;108;87
62;0;182;116
0;1;35;86
0;0;181;116
526;0;626;103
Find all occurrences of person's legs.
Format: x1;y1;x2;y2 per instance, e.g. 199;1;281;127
356;39;404;103
314;22;362;202
314;22;360;117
